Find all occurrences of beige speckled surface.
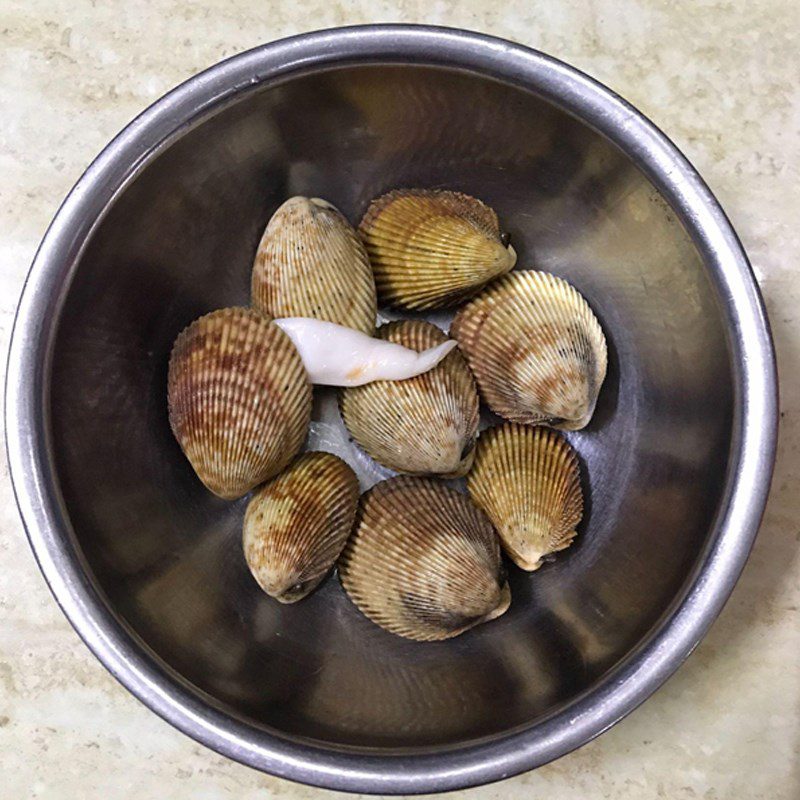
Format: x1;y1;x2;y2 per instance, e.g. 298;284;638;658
1;1;798;797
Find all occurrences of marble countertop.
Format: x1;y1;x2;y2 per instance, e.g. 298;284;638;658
2;1;797;798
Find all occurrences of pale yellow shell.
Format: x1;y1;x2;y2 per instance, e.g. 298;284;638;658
339;477;510;641
339;321;479;477
243;452;359;603
467;423;583;571
167;307;312;499
451;271;607;430
252;196;377;333
358;189;516;310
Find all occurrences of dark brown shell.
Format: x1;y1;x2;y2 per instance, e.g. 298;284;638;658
339;477;510;641
339;321;479;477
243;452;360;603
167;307;312;499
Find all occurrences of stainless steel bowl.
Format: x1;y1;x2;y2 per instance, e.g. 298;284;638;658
6;25;777;793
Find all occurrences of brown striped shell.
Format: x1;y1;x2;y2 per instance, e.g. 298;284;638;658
451;271;607;430
339;321;479;477
467;424;583;571
167;307;312;499
252;196;377;333
243;452;360;603
358;189;516;310
339;477;510;641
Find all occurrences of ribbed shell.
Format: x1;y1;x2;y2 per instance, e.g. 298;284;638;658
467;424;583;571
252;196;377;333
451;271;607;430
243;452;360;603
358;189;516;310
339;477;510;641
167;307;312;499
339;321;479;477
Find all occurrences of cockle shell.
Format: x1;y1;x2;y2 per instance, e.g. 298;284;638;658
450;271;607;430
252;196;377;334
339;321;479;477
167;307;312;499
467;423;583;570
243;452;359;603
339;477;510;641
358;189;517;310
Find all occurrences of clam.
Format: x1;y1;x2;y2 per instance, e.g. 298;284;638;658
167;307;311;499
243;452;359;603
339;477;510;641
358;189;516;310
451;271;607;429
252;196;377;334
467;423;582;571
339;320;479;477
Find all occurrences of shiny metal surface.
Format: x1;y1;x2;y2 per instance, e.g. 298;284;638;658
5;25;777;794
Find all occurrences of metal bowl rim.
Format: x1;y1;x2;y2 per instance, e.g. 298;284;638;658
4;24;778;794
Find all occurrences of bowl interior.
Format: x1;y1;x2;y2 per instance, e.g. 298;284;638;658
49;64;733;751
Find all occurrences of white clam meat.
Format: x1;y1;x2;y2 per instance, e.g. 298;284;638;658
273;317;457;387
